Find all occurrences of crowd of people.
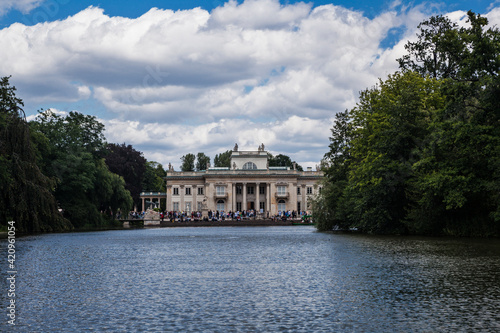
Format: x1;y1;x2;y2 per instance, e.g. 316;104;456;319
128;209;310;222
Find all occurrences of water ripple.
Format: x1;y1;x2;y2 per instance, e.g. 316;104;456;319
1;228;499;332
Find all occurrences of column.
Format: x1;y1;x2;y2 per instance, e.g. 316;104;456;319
301;184;307;213
142;197;145;212
166;185;173;212
207;183;214;211
232;183;236;212
255;182;260;216
270;182;276;215
242;183;247;211
180;185;185;212
226;182;232;213
290;182;297;214
192;185;197;212
266;183;271;216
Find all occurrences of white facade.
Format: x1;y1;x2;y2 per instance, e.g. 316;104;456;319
164;145;323;216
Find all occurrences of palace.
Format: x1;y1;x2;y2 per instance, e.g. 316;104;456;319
140;144;324;216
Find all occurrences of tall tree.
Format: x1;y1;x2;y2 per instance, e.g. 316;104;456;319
105;143;146;207
142;161;166;192
214;150;231;167
397;15;462;79
180;153;196;171
312;110;354;231
196;152;210;171
31;111;133;228
348;72;445;234
398;11;500;82
0;77;71;233
399;11;500;235
315;11;500;236
268;153;303;171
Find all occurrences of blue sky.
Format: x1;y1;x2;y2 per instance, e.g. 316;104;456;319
1;0;495;27
1;0;499;168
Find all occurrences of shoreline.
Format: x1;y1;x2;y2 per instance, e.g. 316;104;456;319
0;220;315;238
141;219;315;228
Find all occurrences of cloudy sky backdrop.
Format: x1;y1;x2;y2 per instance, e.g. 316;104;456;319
1;0;499;169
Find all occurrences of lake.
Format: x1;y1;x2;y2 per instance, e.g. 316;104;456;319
1;226;499;332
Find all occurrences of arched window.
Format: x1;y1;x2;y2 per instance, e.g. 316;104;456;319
243;162;257;170
278;199;286;212
217;199;225;212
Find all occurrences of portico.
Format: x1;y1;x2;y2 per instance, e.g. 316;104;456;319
164;144;323;216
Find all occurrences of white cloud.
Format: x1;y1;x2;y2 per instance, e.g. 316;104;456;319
2;0;499;168
0;0;43;16
102;115;331;169
26;107;68;122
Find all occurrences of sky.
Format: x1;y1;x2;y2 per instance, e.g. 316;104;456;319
1;0;499;170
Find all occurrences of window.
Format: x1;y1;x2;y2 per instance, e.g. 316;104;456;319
236;186;242;194
278;200;286;212
216;200;225;212
185;187;191;195
277;186;287;195
297;187;301;195
216;186;225;196
247;186;254;195
185;202;192;213
197;201;202;211
173;202;179;211
197;187;204;195
307;187;313;195
173;187;179;195
236;202;242;211
259;186;265;195
259;202;265;211
243;162;257;170
297;202;301;212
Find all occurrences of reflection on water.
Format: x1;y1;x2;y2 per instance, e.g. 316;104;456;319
1;227;499;332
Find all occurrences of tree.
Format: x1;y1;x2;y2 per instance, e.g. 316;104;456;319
315;11;500;236
0;77;71;233
196;152;210;171
398;11;500;236
313;110;355;231
398;11;500;82
346;72;445;234
214;150;231;167
142;161;166;192
31;111;133;228
105;143;146;207
180;153;196;171
268;153;303;171
94;160;133;220
397;15;462;79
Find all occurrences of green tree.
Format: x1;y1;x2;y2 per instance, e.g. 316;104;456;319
399;11;500;236
142;161;166;192
312;110;354;231
180;153;196;171
268;153;303;171
31;110;132;228
347;72;445;234
397;15;463;79
105;143;146;207
214;150;231;167
196;152;210;171
398;11;500;82
316;11;500;236
0;77;71;233
94;160;133;220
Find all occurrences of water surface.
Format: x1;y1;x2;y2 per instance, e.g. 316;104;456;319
1;227;499;332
